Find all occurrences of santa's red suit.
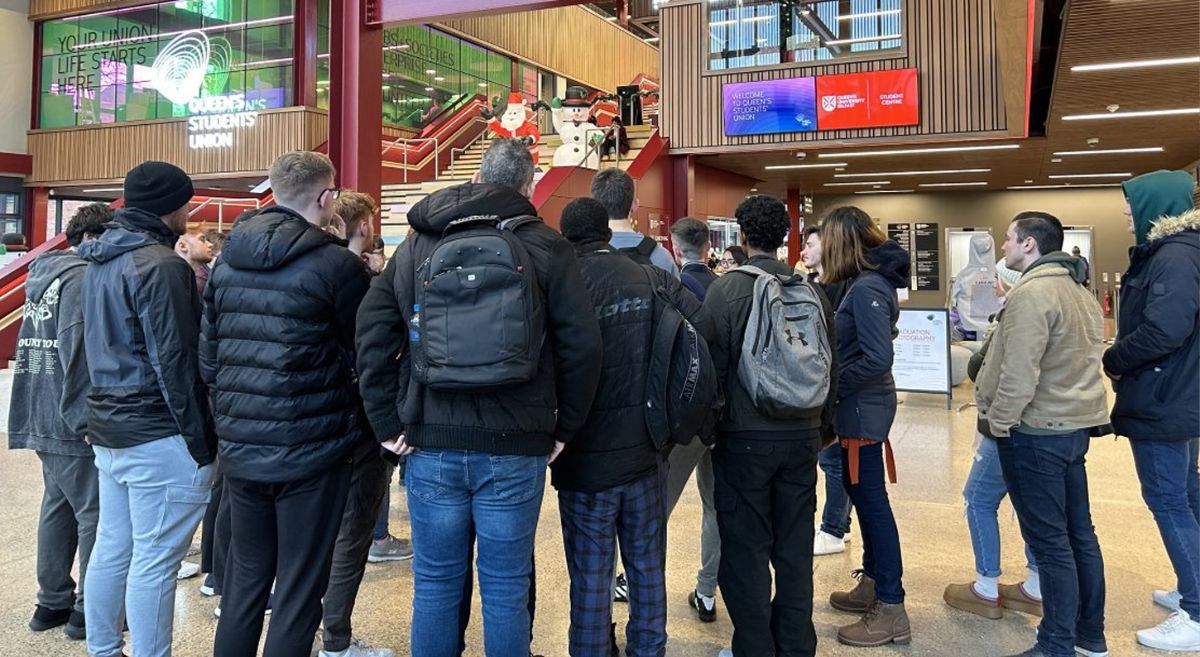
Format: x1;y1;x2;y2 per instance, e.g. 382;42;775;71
486;92;542;164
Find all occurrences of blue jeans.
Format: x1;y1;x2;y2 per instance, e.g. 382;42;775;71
406;449;546;657
964;436;1037;578
85;436;215;657
819;443;853;538
1130;437;1200;622
841;441;905;604
998;430;1106;657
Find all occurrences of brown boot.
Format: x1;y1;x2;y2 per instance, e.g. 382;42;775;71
943;582;1003;619
831;569;877;613
837;600;912;647
998;582;1043;617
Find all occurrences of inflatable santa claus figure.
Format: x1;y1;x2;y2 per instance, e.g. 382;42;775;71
482;92;541;164
550;86;602;169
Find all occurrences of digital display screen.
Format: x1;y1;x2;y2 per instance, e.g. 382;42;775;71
722;77;817;136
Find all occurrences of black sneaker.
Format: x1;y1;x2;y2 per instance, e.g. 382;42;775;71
29;605;71;631
689;589;717;623
613;573;629;603
64;610;86;640
609;622;620;657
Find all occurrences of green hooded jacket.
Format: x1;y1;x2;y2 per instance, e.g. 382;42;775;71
1122;169;1196;245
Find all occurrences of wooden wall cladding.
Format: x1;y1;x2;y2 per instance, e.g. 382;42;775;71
27;107;329;186
660;0;1011;153
437;6;659;94
30;0;146;21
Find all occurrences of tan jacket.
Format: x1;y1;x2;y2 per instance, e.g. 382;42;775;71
976;257;1109;437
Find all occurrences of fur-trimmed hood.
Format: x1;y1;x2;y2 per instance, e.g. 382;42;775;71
1147;207;1200;242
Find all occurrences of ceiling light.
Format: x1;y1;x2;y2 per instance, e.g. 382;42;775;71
424;87;434;92
824;181;892;187
765;162;849;170
434;76;445;81
918;182;989;187
818;144;1019;158
382;73;390;78
1063;108;1200;121
82;187;123;193
825;34;902;45
839;9;902;20
1052;147;1164;156
1050;158;1063;163
1047;173;1132;179
477;82;488;88
1071;56;1200;72
425;69;436;75
834;168;990;178
750;187;758;192
854;189;914;195
1006;183;1124;190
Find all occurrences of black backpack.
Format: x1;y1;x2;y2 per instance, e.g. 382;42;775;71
642;268;719;447
620;235;658;266
411;215;545;391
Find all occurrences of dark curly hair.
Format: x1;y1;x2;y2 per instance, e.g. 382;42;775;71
65;203;113;247
735;195;790;251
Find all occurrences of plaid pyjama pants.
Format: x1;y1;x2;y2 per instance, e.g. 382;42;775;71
558;471;667;657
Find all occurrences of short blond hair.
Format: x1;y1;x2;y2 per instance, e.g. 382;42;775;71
335;191;376;237
269;151;336;205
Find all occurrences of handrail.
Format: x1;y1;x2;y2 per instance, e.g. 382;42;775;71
575;124;620;172
450;128;489;179
189;197;262;231
383;138;440;183
0;305;20;332
0;278;25;305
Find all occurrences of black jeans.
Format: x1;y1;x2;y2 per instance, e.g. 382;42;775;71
200;470;231;594
214;460;351;657
998;429;1106;657
713;434;819;657
841;441;905;604
323;444;390;652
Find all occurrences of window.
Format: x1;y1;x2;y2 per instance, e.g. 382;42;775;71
708;0;903;71
39;0;295;128
0;191;21;237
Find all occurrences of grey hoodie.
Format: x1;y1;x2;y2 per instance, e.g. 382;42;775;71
7;250;93;456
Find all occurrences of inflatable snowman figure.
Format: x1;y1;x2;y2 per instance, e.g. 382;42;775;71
482;92;542;165
550;86;602;169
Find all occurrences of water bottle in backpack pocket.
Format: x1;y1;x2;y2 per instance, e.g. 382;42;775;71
411;215;546;391
732;266;832;418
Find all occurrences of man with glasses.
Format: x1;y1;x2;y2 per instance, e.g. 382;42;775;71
203;151;372;657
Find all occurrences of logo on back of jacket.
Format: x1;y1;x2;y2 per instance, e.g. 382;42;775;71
22;278;61;329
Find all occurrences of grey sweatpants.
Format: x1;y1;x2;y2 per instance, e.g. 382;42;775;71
664;440;721;597
36;451;100;612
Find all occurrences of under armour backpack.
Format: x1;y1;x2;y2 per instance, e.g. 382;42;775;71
643;269;719;448
411;215;545;391
731;266;832;418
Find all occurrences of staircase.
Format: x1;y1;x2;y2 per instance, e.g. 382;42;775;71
379;124;658;254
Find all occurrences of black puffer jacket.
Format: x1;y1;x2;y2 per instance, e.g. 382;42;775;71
80;208;214;465
355;183;602;456
201;206;371;483
550;242;713;493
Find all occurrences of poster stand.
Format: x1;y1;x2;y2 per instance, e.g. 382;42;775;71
892;307;953;410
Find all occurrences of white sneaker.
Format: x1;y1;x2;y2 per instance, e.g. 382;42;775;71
1154;589;1184;611
1075;645;1109;657
813;529;847;556
319;638;396;657
176;561;201;580
1136;610;1200;651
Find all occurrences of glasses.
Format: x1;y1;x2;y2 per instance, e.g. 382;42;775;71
319;187;342;203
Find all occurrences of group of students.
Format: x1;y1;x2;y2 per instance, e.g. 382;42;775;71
5;136;1198;657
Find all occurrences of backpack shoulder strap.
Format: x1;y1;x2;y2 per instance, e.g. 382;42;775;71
730;264;770;279
635;235;657;257
500;215;540;233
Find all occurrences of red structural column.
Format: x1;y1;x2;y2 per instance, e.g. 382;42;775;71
27;188;49;247
293;0;318;108
786;187;802;266
670;154;693;222
329;0;383;227
616;0;629;27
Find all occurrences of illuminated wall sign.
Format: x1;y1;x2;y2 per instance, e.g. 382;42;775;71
722;68;919;136
149;31;260;149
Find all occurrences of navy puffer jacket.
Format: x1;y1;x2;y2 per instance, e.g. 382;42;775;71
201;207;371;482
833;240;910;442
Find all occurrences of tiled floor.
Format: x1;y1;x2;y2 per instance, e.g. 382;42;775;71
0;369;1191;656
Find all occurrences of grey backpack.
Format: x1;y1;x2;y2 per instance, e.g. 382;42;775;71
731;266;832;418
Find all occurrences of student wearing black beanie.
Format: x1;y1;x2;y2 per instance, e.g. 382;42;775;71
78;160;216;657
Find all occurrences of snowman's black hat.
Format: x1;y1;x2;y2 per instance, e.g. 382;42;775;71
562;86;593;108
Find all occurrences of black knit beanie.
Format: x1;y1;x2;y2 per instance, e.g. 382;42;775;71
123;161;194;217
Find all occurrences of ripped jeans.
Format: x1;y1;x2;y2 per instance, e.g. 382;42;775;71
965;435;1036;578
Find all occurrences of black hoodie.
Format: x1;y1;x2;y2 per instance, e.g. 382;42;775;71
201;206;371;483
80;208;214;464
355;183;602;456
8;250;92;456
832;240;910;442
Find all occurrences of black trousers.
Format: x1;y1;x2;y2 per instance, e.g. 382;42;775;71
323;444;389;652
214;460;351;657
200;471;231;594
713;434;819;657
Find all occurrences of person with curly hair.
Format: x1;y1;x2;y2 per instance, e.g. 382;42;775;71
702;195;837;657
